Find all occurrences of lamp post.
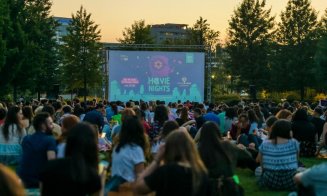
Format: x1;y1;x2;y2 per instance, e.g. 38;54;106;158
211;74;215;98
227;75;232;93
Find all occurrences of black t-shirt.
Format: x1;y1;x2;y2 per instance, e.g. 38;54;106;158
40;158;101;196
176;118;190;126
292;121;317;142
144;164;210;196
195;116;205;130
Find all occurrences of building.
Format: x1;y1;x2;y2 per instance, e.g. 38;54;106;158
150;23;188;44
53;17;72;45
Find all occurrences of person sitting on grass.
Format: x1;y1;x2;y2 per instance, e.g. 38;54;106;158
134;129;211;196
292;109;317;157
151;120;180;157
316;118;327;156
198;121;252;195
0;164;25;196
0;106;26;166
256;119;299;191
105;116;149;193
261;116;278;139
293;162;327;196
18;112;56;188
40;123;102;196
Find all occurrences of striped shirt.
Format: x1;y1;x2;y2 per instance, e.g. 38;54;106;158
259;139;299;170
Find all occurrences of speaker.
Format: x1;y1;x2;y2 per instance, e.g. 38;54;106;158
249;85;257;101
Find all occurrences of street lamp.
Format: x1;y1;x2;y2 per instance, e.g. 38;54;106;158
227;75;232;93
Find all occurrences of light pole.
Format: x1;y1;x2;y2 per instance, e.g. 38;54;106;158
227;75;232;93
211;74;215;99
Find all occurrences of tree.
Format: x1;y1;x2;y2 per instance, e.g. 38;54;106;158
315;36;327;89
61;6;103;103
316;9;327;89
0;0;6;73
276;0;319;100
118;20;154;44
190;17;220;50
226;0;275;90
0;0;26;99
321;9;327;34
16;0;59;99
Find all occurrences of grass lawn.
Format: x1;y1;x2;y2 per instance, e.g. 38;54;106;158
236;158;327;196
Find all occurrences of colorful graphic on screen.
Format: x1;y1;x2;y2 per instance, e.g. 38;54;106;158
109;50;205;102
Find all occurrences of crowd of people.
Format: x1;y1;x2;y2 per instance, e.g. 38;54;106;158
0;98;326;196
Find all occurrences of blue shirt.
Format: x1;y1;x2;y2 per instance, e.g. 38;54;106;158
217;112;225;134
18;132;57;188
83;110;104;130
111;144;145;182
301;163;327;196
259;139;299;170
105;106;114;122
204;112;220;126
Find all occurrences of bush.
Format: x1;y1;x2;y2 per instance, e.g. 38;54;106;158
213;94;241;105
286;92;301;102
314;93;327;102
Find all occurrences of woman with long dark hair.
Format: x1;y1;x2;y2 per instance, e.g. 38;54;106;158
291;109;316;157
151;120;179;156
254;105;265;128
257;120;299;191
40;123;102;195
198;122;252;195
107;116;149;192
175;107;190;126
224;107;238;133
0;106;26;165
149;105;169;142
134;129;210;196
22;106;34;134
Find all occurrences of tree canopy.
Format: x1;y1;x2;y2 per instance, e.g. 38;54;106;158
275;0;319;99
118;20;154;44
226;0;275;90
60;6;103;100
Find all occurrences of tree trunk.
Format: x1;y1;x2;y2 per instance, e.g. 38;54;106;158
84;71;87;105
300;86;305;101
13;84;17;102
37;90;41;101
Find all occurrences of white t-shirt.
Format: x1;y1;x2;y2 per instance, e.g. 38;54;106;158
151;140;164;154
111;144;145;182
57;142;66;158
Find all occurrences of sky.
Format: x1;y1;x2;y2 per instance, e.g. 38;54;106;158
51;0;327;43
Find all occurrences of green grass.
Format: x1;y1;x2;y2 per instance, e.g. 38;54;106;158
236;158;327;196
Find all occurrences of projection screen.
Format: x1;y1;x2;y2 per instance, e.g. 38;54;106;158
109;50;205;102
